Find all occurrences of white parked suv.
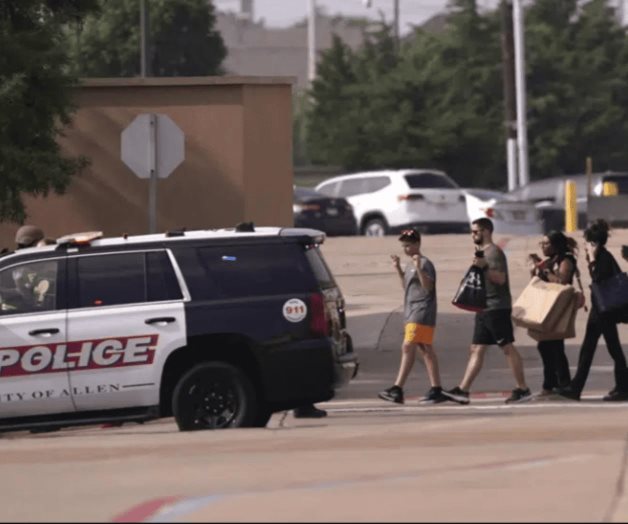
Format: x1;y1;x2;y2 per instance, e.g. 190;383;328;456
315;169;470;236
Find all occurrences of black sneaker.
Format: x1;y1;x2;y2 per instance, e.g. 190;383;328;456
293;404;327;418
442;386;470;405
554;386;581;401
603;390;628;401
505;387;533;404
419;387;449;405
378;385;404;404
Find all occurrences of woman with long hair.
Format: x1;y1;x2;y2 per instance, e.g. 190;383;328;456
556;219;628;401
527;231;579;396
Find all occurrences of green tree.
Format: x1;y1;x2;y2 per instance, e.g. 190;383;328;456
70;0;226;77
306;26;402;169
395;0;504;187
305;0;628;188
0;0;98;223
307;1;504;187
526;0;628;176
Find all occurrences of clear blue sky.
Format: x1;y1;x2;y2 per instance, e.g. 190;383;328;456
213;0;499;35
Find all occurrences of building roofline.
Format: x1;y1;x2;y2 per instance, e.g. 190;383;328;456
78;76;297;88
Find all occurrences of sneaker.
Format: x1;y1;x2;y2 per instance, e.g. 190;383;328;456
293;404;328;418
419;387;449;405
378;385;404;404
603;390;628;401
505;387;533;404
554;386;581;401
442;386;470;405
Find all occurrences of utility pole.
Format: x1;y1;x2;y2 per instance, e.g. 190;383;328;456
500;0;517;191
512;0;530;188
393;0;400;50
307;0;316;84
140;0;150;77
363;1;400;50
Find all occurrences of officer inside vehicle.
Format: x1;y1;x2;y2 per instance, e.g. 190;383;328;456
0;226;53;312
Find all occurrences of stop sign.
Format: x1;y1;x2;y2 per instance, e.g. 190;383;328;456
121;113;185;179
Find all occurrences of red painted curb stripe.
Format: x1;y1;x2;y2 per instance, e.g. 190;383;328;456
112;496;179;523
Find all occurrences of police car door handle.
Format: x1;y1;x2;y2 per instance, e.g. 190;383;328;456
145;316;176;326
29;328;60;337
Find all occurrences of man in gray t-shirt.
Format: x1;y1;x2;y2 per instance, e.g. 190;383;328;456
443;218;531;406
378;228;448;405
484;243;512;310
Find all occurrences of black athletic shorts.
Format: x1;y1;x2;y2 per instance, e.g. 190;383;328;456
472;308;515;347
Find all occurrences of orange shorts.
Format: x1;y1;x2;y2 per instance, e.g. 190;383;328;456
404;323;435;345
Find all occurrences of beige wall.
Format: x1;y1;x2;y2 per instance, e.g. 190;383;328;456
0;76;294;248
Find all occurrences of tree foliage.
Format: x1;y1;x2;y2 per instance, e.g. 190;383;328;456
0;0;98;223
305;0;628;189
69;0;227;77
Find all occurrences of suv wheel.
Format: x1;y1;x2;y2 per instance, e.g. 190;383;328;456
362;218;388;236
172;362;260;430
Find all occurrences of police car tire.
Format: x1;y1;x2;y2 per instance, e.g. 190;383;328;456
172;362;259;431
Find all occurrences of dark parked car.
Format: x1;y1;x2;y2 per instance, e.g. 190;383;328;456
505;172;628;232
293;186;357;236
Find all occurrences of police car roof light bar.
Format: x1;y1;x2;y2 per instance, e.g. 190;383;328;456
55;231;104;248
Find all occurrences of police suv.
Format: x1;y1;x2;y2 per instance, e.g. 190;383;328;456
0;225;358;432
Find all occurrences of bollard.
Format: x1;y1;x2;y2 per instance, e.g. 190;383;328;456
565;179;577;233
603;181;619;196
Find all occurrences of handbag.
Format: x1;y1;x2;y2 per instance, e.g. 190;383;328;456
511;277;576;331
590;271;628;314
452;266;486;312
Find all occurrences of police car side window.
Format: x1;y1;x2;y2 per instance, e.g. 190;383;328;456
196;244;318;298
147;251;183;301
0;260;59;315
75;253;146;308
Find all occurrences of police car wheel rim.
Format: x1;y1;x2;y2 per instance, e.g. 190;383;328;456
188;381;238;429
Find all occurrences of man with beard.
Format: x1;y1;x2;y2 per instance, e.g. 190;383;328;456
443;218;532;405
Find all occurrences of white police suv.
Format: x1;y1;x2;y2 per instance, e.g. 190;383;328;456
0;225;357;432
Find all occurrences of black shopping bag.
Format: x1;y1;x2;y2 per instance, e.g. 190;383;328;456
591;272;628;314
452;266;487;312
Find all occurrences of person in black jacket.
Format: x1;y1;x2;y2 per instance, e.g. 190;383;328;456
556;220;628;401
527;231;579;396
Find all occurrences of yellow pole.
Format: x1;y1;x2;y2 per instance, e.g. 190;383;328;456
565;179;577;233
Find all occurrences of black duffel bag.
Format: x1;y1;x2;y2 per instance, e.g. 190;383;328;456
452;265;487;313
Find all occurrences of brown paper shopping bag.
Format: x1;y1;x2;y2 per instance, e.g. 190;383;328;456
527;295;578;341
511;277;576;331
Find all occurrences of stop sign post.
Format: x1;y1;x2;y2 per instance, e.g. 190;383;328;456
121;113;185;233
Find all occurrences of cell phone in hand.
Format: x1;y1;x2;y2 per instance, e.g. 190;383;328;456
622;245;628;260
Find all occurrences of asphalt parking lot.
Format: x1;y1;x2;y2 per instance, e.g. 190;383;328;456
1;231;628;522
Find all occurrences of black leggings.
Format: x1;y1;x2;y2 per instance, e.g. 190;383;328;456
537;339;571;390
570;309;628;395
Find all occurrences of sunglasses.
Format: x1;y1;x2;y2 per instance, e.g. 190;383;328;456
400;229;419;239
